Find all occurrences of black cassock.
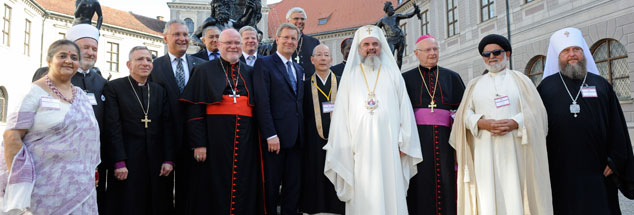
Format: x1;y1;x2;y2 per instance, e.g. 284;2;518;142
103;76;174;215
402;66;465;215
538;73;634;215
299;73;345;214
180;59;265;215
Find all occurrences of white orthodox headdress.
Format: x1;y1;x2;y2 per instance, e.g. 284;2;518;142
542;27;599;80
341;25;400;80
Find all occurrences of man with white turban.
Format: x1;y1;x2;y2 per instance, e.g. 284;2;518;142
537;27;634;214
323;25;422;214
449;34;553;215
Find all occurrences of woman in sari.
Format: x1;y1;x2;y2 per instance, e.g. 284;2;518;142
1;39;100;214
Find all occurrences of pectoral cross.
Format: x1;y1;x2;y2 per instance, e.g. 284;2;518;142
428;101;437;112
141;114;151;128
294;55;300;64
229;90;240;103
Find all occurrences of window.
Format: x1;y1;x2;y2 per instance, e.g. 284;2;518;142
526;0;534;3
318;18;328;25
24;19;30;56
447;0;458;37
525;55;545;86
59;32;65;39
401;23;407;55
184;18;194;36
150;50;158;59
481;0;495;22
0;86;7;122
107;42;120;72
592;39;631;100
420;10;429;36
2;4;11;46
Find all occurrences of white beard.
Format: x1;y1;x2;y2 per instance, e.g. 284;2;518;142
361;55;381;70
485;55;508;73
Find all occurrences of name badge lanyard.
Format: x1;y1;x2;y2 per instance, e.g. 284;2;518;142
311;72;338;140
559;72;587;118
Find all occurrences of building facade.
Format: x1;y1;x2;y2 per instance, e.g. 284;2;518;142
0;0;165;131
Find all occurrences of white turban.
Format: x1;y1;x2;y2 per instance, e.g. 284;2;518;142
66;24;100;42
342;25;400;80
542;27;599;80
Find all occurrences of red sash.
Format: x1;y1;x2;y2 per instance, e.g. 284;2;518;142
206;95;253;117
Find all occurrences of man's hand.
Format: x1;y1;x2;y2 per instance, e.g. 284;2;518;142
194;147;207;162
114;167;128;181
604;165;613;177
477;119;518;136
160;163;174;176
267;137;281;154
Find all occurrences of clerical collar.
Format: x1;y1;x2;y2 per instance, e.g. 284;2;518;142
316;72;331;85
419;65;438;72
129;76;147;86
220;58;239;67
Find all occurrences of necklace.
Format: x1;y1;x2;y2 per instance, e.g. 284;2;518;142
219;59;241;103
360;63;381;114
127;76;151;128
46;76;76;104
417;66;439;112
294;35;304;63
558;72;587;118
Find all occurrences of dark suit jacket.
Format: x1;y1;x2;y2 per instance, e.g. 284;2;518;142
149;54;205;151
192;49;209;61
271;34;320;77
330;61;346;77
253;54;304;148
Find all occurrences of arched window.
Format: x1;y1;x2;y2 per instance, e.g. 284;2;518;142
0;86;7;122
525;55;545;86
591;39;630;100
184;18;194;36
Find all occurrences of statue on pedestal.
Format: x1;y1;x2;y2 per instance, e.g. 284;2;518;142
192;0;260;46
73;0;103;29
376;1;420;68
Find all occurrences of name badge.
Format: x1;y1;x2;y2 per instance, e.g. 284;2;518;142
87;93;98;105
40;96;60;110
581;86;598;98
322;102;335;113
494;96;510;108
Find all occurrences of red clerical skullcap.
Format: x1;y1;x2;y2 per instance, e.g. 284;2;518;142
416;35;435;44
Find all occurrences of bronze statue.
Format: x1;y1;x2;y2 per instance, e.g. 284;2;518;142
376;1;420;68
192;0;258;46
73;0;103;29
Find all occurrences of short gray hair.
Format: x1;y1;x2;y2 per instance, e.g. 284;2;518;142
276;23;299;38
202;26;220;37
128;46;150;60
239;26;257;36
286;7;307;20
163;19;186;34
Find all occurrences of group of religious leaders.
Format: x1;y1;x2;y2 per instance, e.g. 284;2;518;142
3;5;634;215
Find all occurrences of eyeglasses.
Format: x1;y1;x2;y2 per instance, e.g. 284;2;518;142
219;41;241;46
481;49;505;57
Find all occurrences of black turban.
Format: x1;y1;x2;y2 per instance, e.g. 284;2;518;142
478;34;512;54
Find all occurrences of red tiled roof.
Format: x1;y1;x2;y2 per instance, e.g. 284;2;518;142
34;0;165;36
268;0;399;37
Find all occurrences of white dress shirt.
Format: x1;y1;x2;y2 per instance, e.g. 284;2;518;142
242;52;258;67
168;52;190;85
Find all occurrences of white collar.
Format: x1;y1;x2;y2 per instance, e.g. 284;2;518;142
276;51;291;64
168;52;186;63
316;72;331;85
77;68;90;74
242;52;257;59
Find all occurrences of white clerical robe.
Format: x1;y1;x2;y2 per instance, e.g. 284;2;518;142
465;70;526;214
323;64;423;215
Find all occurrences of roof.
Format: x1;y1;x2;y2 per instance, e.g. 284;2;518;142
34;0;165;36
267;0;399;37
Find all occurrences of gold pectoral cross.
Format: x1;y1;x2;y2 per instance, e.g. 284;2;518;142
141;114;151;128
428;101;437;112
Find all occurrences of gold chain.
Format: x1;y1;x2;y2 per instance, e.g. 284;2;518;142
360;63;382;95
417;66;439;102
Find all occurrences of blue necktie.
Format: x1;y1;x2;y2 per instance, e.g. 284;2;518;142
209;52;219;61
286;61;297;93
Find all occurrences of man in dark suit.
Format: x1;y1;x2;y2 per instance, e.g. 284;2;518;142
253;23;304;215
270;7;320;77
148;19;205;213
239;26;259;67
330;37;352;76
192;26;221;61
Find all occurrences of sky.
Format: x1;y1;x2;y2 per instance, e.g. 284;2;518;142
101;0;283;20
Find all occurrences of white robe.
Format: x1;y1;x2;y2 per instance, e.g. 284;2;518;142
323;64;422;215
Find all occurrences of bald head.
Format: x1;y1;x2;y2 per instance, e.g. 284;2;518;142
311;44;332;73
218;29;242;64
312;44;330;56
